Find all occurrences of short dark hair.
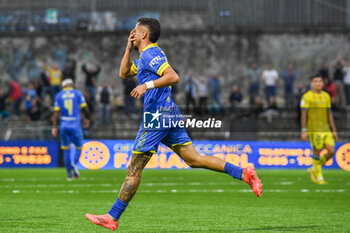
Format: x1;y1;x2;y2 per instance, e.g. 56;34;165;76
310;73;323;81
138;17;161;43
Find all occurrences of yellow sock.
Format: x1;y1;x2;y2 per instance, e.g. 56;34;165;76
319;155;330;166
312;159;323;179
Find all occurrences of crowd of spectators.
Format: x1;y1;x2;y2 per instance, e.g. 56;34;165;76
2;57;350;126
179;59;350;122
0;59;113;128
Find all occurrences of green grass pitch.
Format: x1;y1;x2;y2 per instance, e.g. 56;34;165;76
0;169;349;232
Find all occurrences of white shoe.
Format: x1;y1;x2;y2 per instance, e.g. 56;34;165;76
72;164;80;179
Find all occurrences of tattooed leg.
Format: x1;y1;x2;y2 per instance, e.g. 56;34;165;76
118;152;152;204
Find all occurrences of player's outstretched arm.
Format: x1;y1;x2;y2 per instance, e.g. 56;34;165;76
130;67;179;99
119;30;137;79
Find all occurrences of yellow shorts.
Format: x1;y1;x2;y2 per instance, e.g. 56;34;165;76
308;132;335;151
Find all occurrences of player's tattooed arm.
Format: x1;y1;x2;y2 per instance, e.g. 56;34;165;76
118;152;152;203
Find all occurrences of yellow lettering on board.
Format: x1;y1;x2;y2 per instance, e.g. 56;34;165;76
145;155;159;168
114;153;128;168
166;153;182;169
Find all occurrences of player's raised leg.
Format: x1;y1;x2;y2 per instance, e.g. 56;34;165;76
85;152;152;231
172;143;262;197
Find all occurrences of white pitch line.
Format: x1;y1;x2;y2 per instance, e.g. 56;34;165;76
1;183;114;189
8;189;348;194
279;182;294;185
1;182;236;189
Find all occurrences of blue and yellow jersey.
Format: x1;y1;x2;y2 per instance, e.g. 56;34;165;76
54;87;87;129
24;89;36;109
300;90;331;132
131;43;173;111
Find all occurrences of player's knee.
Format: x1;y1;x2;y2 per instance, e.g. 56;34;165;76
327;148;335;156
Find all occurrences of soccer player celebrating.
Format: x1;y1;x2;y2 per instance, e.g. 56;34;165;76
300;74;338;184
52;79;90;181
85;18;262;231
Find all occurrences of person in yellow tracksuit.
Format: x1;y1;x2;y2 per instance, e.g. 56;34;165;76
46;64;63;105
300;74;338;184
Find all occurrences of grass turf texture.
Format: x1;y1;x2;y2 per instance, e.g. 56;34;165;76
0;169;349;232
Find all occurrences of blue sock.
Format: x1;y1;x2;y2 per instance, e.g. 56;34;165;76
224;162;243;180
108;198;128;220
74;149;81;165
63;149;72;178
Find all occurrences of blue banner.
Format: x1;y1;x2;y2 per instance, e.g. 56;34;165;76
0;140;59;168
76;140;350;171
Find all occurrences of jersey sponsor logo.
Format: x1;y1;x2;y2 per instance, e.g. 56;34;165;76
62;92;75;99
335;143;350;171
80;141;110;169
149;55;164;68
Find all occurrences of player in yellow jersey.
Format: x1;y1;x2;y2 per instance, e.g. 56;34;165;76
300;74;338;184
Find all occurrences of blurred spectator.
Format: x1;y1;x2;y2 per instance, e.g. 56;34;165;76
295;82;307;107
0;89;10;124
197;77;208;115
333;61;344;106
252;96;264;117
323;77;337;104
32;78;42;99
343;61;350;107
83;89;94;114
24;82;41;122
259;97;279;123
282;64;296;107
262;64;279;103
7;79;23;117
45;64;62;105
123;78;137;117
209;75;222;112
319;62;329;79
62;58;76;82
247;62;260;102
229;84;242;108
83;90;94;138
98;83;112;125
82;63;101;104
185;72;197;114
40;71;51;101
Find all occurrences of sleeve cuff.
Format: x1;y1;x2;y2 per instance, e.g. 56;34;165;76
131;63;138;74
156;62;170;76
80;103;87;108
